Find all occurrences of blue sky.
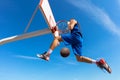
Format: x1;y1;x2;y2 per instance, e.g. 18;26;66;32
0;0;120;80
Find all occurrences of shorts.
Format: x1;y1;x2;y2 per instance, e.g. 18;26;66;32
61;32;83;56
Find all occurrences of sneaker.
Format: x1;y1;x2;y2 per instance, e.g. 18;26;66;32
96;58;112;74
37;52;50;61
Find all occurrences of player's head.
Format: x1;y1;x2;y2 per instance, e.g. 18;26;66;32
70;19;77;23
67;19;77;30
67;18;77;25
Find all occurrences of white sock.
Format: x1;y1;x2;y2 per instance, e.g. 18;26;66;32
47;49;53;54
92;59;96;64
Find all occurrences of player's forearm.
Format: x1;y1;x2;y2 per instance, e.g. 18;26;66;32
69;19;77;30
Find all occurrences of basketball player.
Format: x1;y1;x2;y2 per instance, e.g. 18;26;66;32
37;19;111;73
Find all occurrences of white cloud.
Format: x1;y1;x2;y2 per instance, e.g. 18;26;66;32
66;61;79;65
68;0;120;37
118;0;120;5
14;55;39;60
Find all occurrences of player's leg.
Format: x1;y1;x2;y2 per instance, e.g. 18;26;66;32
75;55;96;63
45;36;63;59
75;54;111;73
37;36;62;61
49;36;63;50
73;45;96;64
37;31;73;61
75;54;112;73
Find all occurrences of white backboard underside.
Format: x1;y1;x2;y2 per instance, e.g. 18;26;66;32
0;0;56;45
39;0;56;28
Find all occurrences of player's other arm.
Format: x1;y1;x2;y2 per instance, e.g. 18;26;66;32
68;19;77;30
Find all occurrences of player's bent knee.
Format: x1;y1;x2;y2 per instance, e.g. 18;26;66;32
75;55;84;62
54;36;62;42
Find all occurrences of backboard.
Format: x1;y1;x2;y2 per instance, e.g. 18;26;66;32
39;0;56;29
0;0;57;45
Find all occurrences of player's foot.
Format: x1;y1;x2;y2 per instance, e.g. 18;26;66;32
37;52;50;61
96;58;112;74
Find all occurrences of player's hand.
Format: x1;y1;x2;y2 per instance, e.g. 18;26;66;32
51;26;57;33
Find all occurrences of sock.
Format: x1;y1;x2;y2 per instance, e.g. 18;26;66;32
47;49;53;54
92;59;96;64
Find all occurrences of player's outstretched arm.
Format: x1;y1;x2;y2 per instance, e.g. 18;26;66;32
68;19;77;30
